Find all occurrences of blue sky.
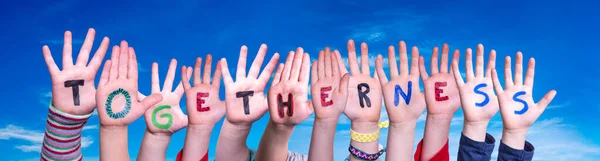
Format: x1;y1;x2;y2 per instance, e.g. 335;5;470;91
1;0;599;160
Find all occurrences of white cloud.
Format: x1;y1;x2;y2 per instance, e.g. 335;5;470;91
346;9;430;44
83;125;98;131
546;100;571;109
0;124;94;153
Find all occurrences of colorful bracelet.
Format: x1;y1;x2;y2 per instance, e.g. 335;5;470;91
350;121;390;143
348;144;386;160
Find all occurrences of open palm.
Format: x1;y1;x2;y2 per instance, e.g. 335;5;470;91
268;47;313;125
452;44;499;123
181;54;226;126
220;44;280;125
42;29;109;115
310;48;350;120
419;44;460;116
96;41;162;126
139;59;189;134
376;41;425;123
343;40;382;122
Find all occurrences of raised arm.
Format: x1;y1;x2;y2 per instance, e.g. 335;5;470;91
307;48;350;161
491;52;556;161
215;44;280;161
41;28;109;161
418;44;461;160
452;44;499;161
179;54;226;161
374;41;426;161
97;41;163;161
137;59;190;161
343;40;384;161
256;47;312;161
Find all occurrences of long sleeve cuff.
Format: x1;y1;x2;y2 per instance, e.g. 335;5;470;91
498;140;535;161
175;149;208;161
414;138;450;161
457;133;495;161
41;103;92;161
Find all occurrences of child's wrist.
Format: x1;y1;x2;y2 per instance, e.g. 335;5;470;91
463;120;490;142
501;128;528;150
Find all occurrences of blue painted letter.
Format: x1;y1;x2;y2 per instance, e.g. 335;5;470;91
394;81;412;106
474;83;490;107
513;91;528;115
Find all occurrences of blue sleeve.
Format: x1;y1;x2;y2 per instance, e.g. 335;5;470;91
457;133;496;161
497;140;534;161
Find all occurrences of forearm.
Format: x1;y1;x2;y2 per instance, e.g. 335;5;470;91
349;122;379;161
256;121;294;161
41;104;92;161
308;118;338;161
137;131;171;161
100;126;130;161
182;124;214;161
421;114;452;160
385;121;416;161
462;120;489;142
215;120;252;161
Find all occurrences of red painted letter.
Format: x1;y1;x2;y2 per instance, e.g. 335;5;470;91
320;86;333;107
197;92;210;112
434;82;449;101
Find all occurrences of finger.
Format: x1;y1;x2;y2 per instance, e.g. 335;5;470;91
140;93;163;109
117;41;129;79
248;44;267;79
75;28;96;67
311;60;318;85
485;50;497;78
88;37;110;73
203;54;213;84
324;47;332;78
335;50;349;75
290;47;305;81
62;31;74;69
475;44;485;77
42;46;60;75
360;42;370;75
236;45;248;80
399;41;409;76
163;59;178;92
212;61;222;88
282;51;295;80
174;80;185;96
299;53;311;84
419;56;429;80
137;92;147;101
338;73;351;94
193;57;202;85
220;58;234;85
272;63;284;86
524;58;535;87
440;44;449;73
452;50;464;86
410;46;419;76
537;90;557;112
387;45;398;77
465;48;474;81
331;52;340;78
152;62;160;93
347;40;361;75
376;54;389;85
109;46;119;80
504;56;514;88
318;50;325;79
98;60;112;86
430;47;439;74
514;52;524;86
181;66;192;90
128;47;138;80
257;53;280;88
491;69;504;94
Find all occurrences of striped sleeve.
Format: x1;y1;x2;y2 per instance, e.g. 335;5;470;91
41;103;92;161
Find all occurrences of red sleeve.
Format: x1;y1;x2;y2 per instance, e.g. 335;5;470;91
413;138;449;161
176;149;208;161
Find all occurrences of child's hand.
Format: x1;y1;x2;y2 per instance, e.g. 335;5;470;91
343;40;382;123
419;44;461;117
42;29;109;115
181;55;226;126
310;48;350;121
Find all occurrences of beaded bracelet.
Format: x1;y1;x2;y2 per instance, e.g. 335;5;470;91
348;144;386;160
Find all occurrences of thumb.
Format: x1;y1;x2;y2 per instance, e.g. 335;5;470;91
141;93;163;109
338;73;351;94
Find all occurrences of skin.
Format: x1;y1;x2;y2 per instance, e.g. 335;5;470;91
180;54;226;161
451;44;499;141
96;41;163;161
215;44;279;161
307;48;350;161
137;59;190;161
491;52;556;150
256;47;313;161
344;40;383;161
375;41;425;161
418;44;461;160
